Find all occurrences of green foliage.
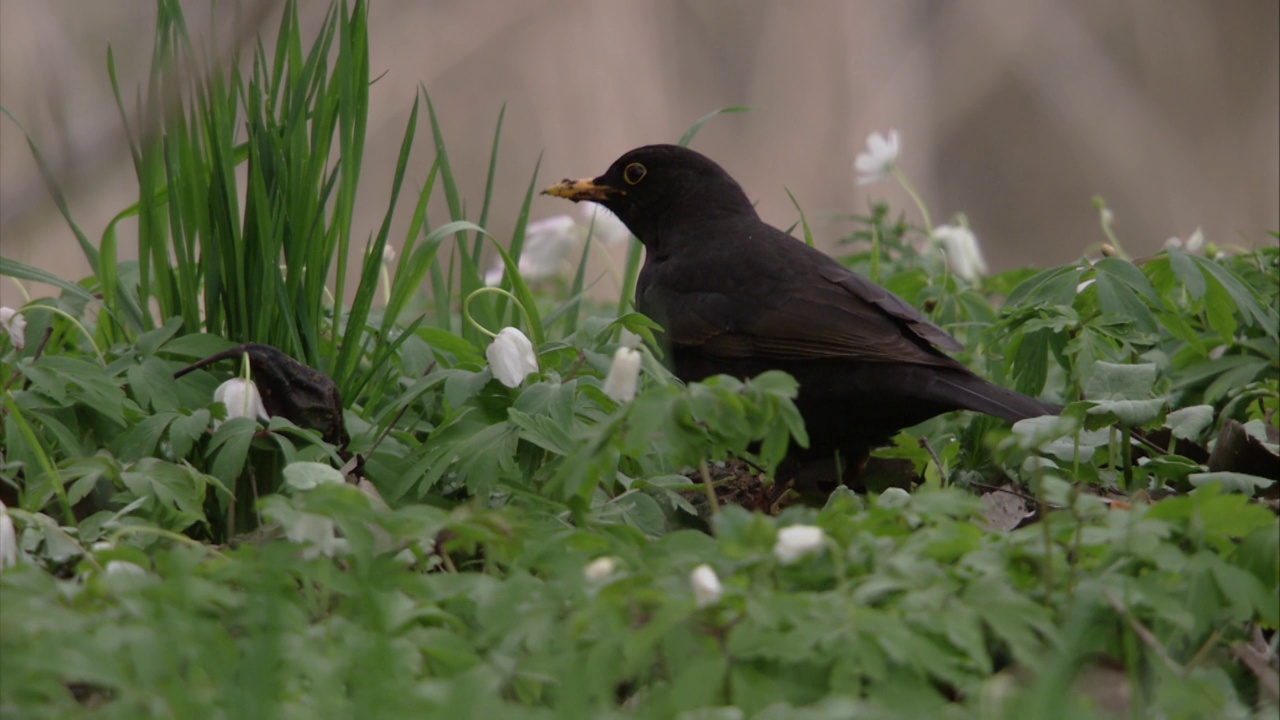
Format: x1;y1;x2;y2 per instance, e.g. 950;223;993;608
1;2;1277;718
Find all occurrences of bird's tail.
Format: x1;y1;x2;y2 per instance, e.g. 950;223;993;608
932;371;1060;422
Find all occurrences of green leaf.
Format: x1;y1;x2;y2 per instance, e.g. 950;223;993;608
677;106;753;148
1164;405;1215;441
283;461;345;490
1084;361;1157;401
1187;472;1275;496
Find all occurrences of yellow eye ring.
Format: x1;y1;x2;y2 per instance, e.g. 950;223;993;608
623;162;647;185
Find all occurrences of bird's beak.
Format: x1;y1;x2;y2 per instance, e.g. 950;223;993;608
541;177;620;202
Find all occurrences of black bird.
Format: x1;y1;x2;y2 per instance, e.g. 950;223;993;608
544;144;1056;479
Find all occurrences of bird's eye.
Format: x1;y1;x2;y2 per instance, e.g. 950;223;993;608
623;162;647;185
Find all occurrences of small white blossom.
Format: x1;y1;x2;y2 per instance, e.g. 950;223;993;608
583;556;618;582
690;564;723;608
931;223;989;281
382;245;397;263
1164;228;1204;253
105;560;147;577
483;215;580;286
0;307;26;350
0;500;17;571
619;329;642;349
213;378;270;423
580;202;631;245
855;130;901;185
602;347;641;402
486;327;538;388
773;525;825;564
286;513;340;559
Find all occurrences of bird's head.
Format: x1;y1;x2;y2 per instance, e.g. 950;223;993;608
542;144;757;243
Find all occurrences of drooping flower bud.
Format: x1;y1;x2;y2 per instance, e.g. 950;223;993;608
486;327;538;388
602;347;641;402
773;525;825;564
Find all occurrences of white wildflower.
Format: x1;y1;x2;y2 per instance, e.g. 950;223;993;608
602;347;641;402
105;560;147;577
0;307;26;350
1164;228;1204;253
486;327;538;388
855;130;900;185
618;329;642;349
931;223;989;281
518;215;580;281
583;556;618;582
483;215;580;285
382;245;397;263
0;501;17;570
286;513;340;559
580;202;631;245
690;564;723;608
213;378;270;423
773;525;825;564
484;266;506;286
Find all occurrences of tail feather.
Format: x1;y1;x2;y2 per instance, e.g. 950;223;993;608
933;372;1060;422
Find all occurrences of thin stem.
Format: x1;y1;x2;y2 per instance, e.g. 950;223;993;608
698;459;720;519
462;286;535;342
891;167;933;236
20;306;105;366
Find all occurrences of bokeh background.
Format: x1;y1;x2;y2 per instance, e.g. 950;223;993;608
2;1;1277;308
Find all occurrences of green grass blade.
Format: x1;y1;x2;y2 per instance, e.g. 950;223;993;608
677;105;753;148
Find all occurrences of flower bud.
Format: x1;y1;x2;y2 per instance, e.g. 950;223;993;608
0;307;26;350
931;223;989;281
486;327;538;388
0;501;17;570
690;564;723;608
773;524;825;564
583;556;618;582
602;347;641;402
213;378;270;422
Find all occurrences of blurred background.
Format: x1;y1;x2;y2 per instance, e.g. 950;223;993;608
2;1;1277;308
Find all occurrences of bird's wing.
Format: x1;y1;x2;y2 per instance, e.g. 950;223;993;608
661;262;964;369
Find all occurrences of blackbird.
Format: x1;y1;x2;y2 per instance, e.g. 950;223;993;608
543;144;1056;477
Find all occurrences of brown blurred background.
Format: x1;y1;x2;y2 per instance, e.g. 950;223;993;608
2;1;1277;309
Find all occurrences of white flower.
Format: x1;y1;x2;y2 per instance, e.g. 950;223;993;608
486;327;538;388
286;513;340;559
602;347;641;402
580;202;631;245
105;560;147;577
214;378;270;423
583;556;618;582
619;329;642;349
689;564;723;608
0;501;17;571
855;129;900;185
484;215;581;286
382;245;397;263
773;525;825;564
519;215;580;281
931;223;989;281
1164;228;1204;253
0;307;26;350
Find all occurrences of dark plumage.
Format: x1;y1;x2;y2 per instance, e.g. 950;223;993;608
544;144;1056;476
